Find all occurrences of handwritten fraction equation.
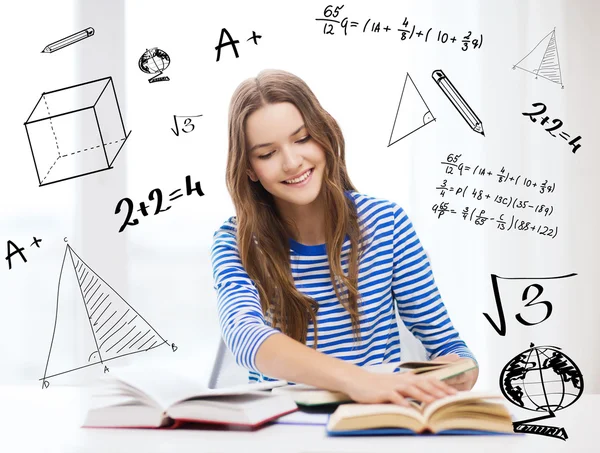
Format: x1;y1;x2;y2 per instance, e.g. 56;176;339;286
523;102;582;153
315;5;483;51
431;203;558;239
442;154;556;194
5;237;43;270
114;175;205;233
435;181;555;217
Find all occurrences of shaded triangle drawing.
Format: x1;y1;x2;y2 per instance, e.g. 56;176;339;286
41;245;174;386
388;73;435;147
513;28;564;88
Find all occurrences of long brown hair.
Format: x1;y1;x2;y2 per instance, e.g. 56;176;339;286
226;69;367;347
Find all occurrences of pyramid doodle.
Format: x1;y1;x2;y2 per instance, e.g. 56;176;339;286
388;73;435;147
513;28;564;88
41;245;174;386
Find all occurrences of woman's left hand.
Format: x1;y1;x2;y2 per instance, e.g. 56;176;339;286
431;353;479;391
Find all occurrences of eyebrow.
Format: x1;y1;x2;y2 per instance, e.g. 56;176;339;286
248;124;306;153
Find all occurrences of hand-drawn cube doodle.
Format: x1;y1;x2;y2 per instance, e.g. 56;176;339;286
24;77;131;187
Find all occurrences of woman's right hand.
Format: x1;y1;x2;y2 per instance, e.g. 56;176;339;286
340;368;458;407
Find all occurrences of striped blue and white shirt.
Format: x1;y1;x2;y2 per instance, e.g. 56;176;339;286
210;191;476;382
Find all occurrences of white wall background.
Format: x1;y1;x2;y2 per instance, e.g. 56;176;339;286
1;0;598;393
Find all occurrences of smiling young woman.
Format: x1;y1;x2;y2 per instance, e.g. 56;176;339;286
210;69;478;406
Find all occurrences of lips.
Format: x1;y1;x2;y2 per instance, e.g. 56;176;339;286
282;168;313;184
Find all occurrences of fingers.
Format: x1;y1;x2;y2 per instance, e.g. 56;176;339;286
388;392;410;407
393;375;458;404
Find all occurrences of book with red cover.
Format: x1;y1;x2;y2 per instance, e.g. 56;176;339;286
82;366;296;429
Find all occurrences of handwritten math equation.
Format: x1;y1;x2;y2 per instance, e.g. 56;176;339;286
171;114;202;137
431;202;558;239
522;102;582;154
441;154;556;195
315;5;483;51
484;273;577;336
5;237;42;270
435;180;555;217
115;175;205;233
433;153;559;239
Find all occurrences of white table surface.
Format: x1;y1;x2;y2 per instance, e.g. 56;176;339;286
0;385;596;453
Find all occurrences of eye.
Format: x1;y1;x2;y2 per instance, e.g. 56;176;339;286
296;135;311;144
258;151;275;160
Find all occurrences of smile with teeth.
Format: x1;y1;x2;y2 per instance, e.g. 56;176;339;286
283;168;313;184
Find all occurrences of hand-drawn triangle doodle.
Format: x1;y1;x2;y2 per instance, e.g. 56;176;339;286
513;28;564;88
41;245;175;388
388;72;435;147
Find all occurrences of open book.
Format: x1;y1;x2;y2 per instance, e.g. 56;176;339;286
83;367;296;429
272;358;477;406
327;392;514;436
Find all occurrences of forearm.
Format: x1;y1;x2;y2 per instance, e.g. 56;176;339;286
254;333;363;393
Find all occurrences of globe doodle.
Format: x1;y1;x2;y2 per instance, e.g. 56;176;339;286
138;47;171;82
500;343;583;414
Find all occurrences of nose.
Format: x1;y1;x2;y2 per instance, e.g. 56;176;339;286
281;145;303;173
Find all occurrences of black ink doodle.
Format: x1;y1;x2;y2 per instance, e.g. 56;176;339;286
522;102;582;153
432;69;484;136
24;77;131;187
42;27;95;53
315;6;483;51
500;343;583;441
139;48;171;83
440;154;556;194
115;175;205;233
483;274;577;337
215;28;262;62
5;237;42;270
513;28;564;88
41;244;176;388
171;115;202;137
388;73;435;146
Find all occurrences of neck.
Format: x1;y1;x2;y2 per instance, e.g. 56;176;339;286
277;193;326;246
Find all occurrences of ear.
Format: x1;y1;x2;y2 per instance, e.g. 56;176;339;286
247;169;258;182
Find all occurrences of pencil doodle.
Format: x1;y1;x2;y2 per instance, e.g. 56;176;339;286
432;69;484;136
41;244;176;388
513;28;564;88
483;273;577;337
139;48;171;83
42;27;95;53
388;73;435;147
4;237;43;270
24;77;131;187
500;343;583;441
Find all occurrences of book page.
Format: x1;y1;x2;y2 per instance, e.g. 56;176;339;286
422;391;504;419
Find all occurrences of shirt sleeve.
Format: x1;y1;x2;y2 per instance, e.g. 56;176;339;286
210;224;280;372
390;204;477;364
